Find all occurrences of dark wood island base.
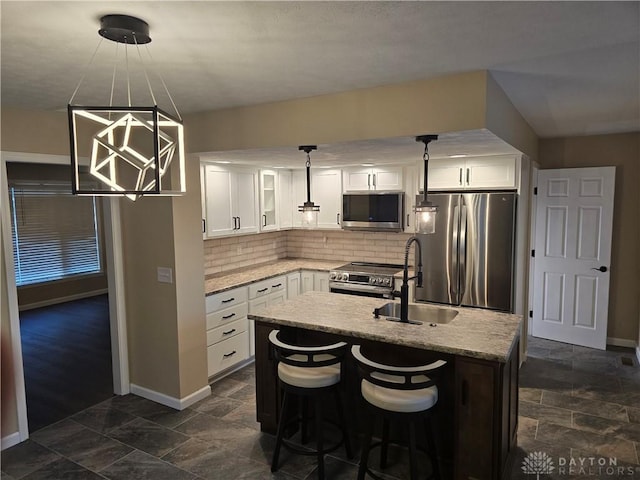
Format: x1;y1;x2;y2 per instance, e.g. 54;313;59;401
254;321;519;480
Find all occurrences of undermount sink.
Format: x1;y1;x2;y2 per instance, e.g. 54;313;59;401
373;302;458;324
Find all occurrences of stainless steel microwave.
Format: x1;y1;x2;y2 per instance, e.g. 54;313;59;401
341;192;404;232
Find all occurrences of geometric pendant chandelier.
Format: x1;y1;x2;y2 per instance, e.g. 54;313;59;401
68;14;185;200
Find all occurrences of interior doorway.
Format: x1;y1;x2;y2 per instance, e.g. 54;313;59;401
19;295;113;432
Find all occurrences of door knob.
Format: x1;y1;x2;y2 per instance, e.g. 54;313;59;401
591;266;608;273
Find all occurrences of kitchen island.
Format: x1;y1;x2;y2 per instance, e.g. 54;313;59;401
249;291;521;480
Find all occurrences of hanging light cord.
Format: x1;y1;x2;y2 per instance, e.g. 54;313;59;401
68;37;105;105
422;142;430;204
305;151;312;203
134;35;158;107
144;44;182;121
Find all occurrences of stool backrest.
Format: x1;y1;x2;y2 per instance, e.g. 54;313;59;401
269;330;348;368
351;345;447;391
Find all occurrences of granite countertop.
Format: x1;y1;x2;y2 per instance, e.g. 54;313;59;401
248;291;521;362
205;259;345;295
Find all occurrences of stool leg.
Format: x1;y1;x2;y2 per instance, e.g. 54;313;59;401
271;390;290;473
408;422;418;480
358;413;374;480
315;397;325;480
424;416;441;480
380;418;390;469
334;390;353;459
301;396;309;444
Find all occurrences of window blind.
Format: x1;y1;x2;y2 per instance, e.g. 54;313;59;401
9;183;102;286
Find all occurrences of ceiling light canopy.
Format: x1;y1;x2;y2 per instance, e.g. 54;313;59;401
68;14;185;200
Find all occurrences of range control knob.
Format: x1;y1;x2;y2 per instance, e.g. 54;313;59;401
340;273;348;282
370;277;378;285
329;272;336;280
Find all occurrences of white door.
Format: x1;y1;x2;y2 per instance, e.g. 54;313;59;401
204;166;234;237
233;170;258;235
343;168;373;191
531;167;615;349
372;166;403;191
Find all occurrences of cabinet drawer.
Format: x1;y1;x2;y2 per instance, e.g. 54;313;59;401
249;275;286;299
207;331;249;376
206;318;248;346
206;287;248;313
206;303;248;330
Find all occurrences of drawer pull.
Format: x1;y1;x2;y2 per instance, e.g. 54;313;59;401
221;297;235;304
222;313;236;320
223;350;237;358
222;328;236;335
272;283;282;288
257;287;269;293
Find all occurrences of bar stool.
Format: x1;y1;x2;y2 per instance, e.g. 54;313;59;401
269;330;353;479
351;345;446;480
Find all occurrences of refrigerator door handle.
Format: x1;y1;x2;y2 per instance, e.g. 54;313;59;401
451;204;460;300
458;204;468;301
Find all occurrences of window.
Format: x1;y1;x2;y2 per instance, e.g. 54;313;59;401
9;183;102;286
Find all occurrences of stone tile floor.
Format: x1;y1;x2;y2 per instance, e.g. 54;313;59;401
2;336;640;479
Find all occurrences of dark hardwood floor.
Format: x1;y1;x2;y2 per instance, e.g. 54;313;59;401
19;294;114;433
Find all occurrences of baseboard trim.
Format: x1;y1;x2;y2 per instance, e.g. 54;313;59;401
19;289;109;311
2;431;21;450
606;337;638;349
129;384;211;411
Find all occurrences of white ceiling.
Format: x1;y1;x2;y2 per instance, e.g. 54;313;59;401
1;1;638;166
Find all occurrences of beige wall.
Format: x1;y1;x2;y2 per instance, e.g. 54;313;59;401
539;132;640;342
185;70;536;159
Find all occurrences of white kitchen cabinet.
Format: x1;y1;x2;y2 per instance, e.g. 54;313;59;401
278;170;293;229
312;169;342;229
300;270;329;293
342;166;404;192
423;156;517;191
259;170;278;232
287;272;301;298
248;275;287;356
205;286;250;377
203;164;259;237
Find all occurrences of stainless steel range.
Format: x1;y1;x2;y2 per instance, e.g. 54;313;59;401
329;262;404;298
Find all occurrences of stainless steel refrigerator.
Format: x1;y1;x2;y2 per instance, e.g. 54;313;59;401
414;192;516;312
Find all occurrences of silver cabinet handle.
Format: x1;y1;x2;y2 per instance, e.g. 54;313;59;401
407;214;410;227
367;173;371;188
459;168;463;185
202;219;206;234
466;168;470;185
262;214;267;227
237;216;241;229
372;173;376;188
337;213;340;225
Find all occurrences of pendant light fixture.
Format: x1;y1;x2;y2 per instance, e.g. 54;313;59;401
297;145;320;228
414;135;439;234
68;14;185;200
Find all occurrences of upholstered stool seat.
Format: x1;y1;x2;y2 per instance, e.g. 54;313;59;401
352;345;447;480
269;330;353;480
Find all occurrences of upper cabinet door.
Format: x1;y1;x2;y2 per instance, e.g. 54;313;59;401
259;170;278;232
312;169;342;229
204;166;235;237
465;157;516;189
278;170;293;230
233;170;259;235
343;166;404;191
343;168;374;191
372;166;403;191
426;156;518;191
202;164;259;238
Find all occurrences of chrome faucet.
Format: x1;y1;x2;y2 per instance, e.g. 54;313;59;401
392;235;423;323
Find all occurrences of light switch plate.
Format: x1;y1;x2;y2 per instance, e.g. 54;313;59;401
157;267;173;284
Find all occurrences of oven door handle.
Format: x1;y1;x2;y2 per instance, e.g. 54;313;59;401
329;282;393;296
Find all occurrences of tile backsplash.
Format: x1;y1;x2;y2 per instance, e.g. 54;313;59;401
203;230;412;277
